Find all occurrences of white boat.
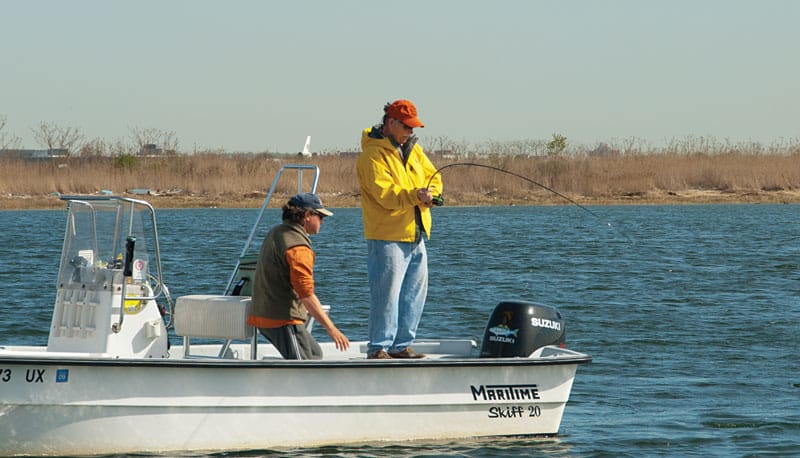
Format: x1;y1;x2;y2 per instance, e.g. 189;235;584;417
0;165;591;456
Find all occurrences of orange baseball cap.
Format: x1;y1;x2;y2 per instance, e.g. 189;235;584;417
385;99;425;128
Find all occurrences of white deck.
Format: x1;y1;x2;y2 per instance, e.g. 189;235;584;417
171;338;479;362
171;295;480;362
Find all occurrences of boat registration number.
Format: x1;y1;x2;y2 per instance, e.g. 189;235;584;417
0;368;68;384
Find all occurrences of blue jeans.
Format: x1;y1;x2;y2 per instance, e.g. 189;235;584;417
366;239;428;354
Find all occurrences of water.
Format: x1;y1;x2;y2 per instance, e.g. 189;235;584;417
1;204;798;457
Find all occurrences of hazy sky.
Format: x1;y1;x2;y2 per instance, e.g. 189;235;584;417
2;0;798;154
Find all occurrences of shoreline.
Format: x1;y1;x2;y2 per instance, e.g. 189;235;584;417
3;189;800;210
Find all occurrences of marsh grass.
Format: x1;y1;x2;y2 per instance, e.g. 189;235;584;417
2;150;800;209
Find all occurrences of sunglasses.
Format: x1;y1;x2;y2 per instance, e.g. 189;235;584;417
393;118;413;130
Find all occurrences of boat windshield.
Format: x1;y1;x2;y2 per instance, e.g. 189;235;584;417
56;196;158;290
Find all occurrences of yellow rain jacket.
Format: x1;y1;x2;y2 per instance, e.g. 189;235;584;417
357;127;442;242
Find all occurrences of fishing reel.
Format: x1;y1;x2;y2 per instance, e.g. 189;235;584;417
421;187;444;206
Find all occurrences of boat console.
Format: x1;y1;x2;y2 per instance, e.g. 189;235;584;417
46;196;169;358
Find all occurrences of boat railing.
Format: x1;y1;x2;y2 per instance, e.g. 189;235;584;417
215;164;319;359
223;164;319;295
60;195;166;333
61;195;166;299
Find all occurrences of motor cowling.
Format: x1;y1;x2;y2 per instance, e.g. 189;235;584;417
480;301;565;358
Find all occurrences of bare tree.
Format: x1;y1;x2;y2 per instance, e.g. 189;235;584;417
130;127;179;155
0;115;22;151
424;135;472;158
30;121;84;157
79;138;109;157
31;122;58;150
427;135;452;154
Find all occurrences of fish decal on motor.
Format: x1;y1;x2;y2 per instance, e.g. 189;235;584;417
488;325;519;343
489;325;518;338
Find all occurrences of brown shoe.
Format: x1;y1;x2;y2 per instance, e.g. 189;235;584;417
367;350;391;359
388;347;426;359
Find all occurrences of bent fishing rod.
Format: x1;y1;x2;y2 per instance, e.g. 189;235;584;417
426;162;604;220
425;162;632;241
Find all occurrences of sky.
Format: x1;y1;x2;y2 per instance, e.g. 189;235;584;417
2;0;799;154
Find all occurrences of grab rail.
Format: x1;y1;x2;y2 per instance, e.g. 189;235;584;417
223;164;319;295
218;164;319;359
61;195;166;332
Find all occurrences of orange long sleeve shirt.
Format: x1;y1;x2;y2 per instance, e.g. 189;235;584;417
247;245;315;329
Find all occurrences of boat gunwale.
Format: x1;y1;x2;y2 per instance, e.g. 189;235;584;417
0;353;592;369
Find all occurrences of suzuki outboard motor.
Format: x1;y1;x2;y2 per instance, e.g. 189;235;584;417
480;300;565;358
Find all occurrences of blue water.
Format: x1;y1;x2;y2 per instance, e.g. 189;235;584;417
1;204;799;457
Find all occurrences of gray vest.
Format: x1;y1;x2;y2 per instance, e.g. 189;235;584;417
250;221;312;322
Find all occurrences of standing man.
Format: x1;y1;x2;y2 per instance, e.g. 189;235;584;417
356;99;442;360
247;193;350;360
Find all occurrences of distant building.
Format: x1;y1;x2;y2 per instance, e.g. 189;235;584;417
0;148;68;161
139;144;158;156
589;143;615;157
137;144;176;156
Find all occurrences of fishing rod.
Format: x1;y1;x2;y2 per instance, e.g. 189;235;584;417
425;162;631;239
426;162;604;219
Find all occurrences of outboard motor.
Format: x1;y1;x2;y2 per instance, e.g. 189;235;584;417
480;300;565;358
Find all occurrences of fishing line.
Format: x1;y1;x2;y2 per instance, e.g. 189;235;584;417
426;162;632;241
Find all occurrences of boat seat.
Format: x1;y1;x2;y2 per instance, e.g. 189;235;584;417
174;295;253;340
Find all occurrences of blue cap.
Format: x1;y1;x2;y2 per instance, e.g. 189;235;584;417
288;193;333;216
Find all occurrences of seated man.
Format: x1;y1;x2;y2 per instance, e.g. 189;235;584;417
247;193;349;359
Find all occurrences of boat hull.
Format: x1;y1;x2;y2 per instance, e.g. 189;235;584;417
0;349;587;456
